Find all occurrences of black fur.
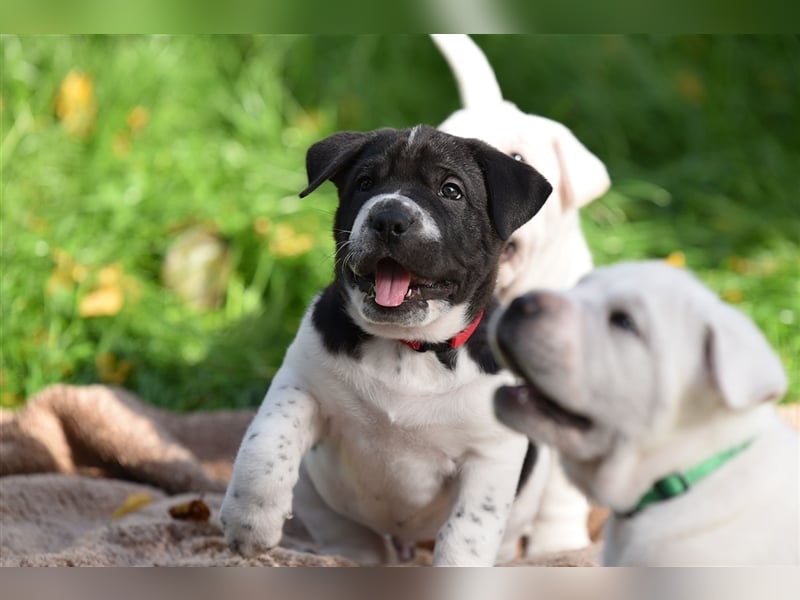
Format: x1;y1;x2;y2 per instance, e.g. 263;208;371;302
303;125;551;374
516;442;538;496
311;284;372;358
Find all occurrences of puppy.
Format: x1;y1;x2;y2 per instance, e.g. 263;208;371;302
221;125;557;566
432;34;611;299
491;261;799;565
432;33;609;555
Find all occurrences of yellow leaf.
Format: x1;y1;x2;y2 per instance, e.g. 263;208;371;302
55;70;97;140
113;492;153;519
722;288;744;303
46;249;87;296
664;251;686;268
95;351;135;385
269;224;314;258
126;106;150;132
98;262;124;286
253;216;272;237
79;285;124;317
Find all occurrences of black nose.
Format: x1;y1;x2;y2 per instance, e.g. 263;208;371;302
508;293;545;319
370;208;414;242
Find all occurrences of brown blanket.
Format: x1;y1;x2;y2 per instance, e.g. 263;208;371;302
1;384;605;566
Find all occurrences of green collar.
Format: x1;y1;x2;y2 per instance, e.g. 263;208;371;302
616;438;754;519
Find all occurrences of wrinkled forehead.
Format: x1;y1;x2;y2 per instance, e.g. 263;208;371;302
372;128;483;182
572;262;710;310
439;106;560;179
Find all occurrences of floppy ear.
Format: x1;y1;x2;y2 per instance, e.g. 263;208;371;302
299;130;389;198
704;302;787;410
550;121;611;209
474;142;553;241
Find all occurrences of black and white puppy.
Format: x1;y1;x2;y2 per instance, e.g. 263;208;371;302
220;125;553;565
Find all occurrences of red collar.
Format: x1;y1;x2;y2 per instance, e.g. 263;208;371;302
400;311;484;353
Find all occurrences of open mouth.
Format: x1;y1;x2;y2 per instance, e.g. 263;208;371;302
351;258;455;308
495;342;593;431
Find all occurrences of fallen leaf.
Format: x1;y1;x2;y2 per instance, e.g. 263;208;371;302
113;492;153;518
269;223;314;258
126;106;150;132
46;248;88;296
253;216;272;237
168;498;211;522
55;70;98;140
664;251;686;268
79;285;124;317
95;351;135;385
162;228;232;310
723;288;744;303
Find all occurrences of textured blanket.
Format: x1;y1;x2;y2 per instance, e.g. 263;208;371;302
1;384;611;566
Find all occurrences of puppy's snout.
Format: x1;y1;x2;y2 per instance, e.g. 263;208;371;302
505;292;566;321
509;292;544;318
370;207;415;242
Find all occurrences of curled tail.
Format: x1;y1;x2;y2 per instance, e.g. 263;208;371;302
430;34;504;109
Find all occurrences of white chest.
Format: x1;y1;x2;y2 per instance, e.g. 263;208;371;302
285;331;517;538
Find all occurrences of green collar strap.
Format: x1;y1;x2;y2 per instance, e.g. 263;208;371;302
616;438;754;519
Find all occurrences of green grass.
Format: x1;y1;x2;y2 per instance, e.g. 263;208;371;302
2;35;798;410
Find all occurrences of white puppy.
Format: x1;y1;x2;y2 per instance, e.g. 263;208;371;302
491;261;799;566
432;34;611;299
432;33;610;556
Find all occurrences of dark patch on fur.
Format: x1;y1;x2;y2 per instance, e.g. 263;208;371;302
515;442;538;496
464;300;502;374
312;284;372;357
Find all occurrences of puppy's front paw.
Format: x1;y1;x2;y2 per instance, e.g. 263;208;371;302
220;487;292;557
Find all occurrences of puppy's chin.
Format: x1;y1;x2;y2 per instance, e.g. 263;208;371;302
493;382;608;460
495;383;593;431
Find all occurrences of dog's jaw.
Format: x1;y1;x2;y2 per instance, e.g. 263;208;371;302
345;283;470;343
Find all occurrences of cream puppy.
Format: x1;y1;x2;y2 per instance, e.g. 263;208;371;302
432;34;611;299
491;261;799;566
432;33;610;557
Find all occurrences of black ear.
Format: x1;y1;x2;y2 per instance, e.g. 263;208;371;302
299;130;390;198
473;142;553;240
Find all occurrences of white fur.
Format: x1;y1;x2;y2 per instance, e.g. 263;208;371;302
432;33;610;556
349;192;441;245
492;261;799;566
221;299;538;565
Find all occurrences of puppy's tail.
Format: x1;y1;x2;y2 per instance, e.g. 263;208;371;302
430;34;504;109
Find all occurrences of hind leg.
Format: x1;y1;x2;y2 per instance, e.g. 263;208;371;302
291;461;391;565
526;451;590;556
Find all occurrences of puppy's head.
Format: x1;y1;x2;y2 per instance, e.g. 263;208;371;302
490;261;786;504
301;125;552;342
440;102;610;297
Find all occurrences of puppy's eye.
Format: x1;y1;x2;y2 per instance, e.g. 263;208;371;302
511;153;525;162
609;310;638;335
440;182;463;200
357;176;373;191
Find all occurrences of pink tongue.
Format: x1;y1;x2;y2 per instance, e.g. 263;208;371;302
374;261;412;307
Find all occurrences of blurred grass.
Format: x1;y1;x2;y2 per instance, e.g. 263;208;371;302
1;35;798;409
